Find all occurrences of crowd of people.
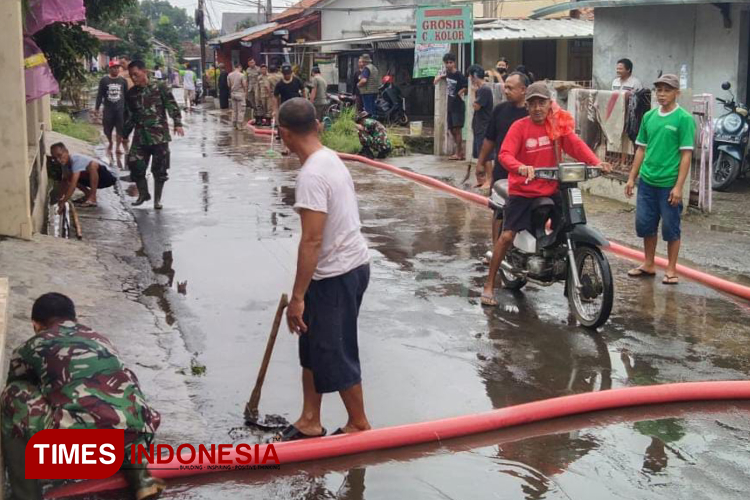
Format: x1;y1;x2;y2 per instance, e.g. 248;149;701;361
429;52;692;303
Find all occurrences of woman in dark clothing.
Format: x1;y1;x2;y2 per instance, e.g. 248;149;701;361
218;63;230;109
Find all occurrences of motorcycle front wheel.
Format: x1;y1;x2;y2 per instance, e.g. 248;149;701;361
567;245;613;329
712;151;740;191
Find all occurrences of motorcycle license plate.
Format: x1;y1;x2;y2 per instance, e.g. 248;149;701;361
569;188;584;206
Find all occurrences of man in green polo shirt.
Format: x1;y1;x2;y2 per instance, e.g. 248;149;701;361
625;74;696;285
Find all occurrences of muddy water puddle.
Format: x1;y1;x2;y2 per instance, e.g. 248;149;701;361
127;109;750;499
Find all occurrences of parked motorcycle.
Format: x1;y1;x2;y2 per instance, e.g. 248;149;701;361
325;92;356;120
712;81;749;191
193;78;203;105
373;77;408;126
489;163;614;329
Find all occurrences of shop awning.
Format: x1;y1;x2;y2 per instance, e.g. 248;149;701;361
473;18;593;41
242;13;320;42
531;0;750;19
287;33;401;48
81;25;120;42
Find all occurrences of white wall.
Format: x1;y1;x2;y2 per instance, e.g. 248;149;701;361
593;4;749;113
321;0;415;51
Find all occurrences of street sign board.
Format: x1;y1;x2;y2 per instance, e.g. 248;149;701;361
416;5;473;44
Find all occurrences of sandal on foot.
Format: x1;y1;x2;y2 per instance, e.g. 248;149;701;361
79;201;98;208
480;294;498;306
331;428;346;436
628;267;656;278
268;425;326;443
662;275;679;285
448;155;461;161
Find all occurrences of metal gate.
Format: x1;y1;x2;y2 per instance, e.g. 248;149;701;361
690;94;714;212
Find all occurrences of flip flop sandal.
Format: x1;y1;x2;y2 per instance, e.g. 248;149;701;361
628;268;656;278
480;294;498;307
79;201;98;208
268;425;326;443
331;428;346;436
662;275;679;285
448;155;461;161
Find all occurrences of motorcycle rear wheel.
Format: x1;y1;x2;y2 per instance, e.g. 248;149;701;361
712;151;740;191
500;259;527;290
398;113;409;126
567;245;613;329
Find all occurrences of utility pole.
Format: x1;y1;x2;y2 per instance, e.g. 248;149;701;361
266;0;273;23
197;0;207;79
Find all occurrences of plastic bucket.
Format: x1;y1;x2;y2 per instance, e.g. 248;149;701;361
410;121;423;136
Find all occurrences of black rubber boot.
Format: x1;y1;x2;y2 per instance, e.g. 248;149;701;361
133;178;151;206
153;180;165;210
2;436;43;500
122;459;166;500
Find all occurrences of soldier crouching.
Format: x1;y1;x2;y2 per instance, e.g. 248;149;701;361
1;293;165;500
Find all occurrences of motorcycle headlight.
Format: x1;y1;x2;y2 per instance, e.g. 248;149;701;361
559;163;586;183
723;113;743;133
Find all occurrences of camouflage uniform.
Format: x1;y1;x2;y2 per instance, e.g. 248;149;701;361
1;321;159;447
246;66;260;119
256;74;273;123
358;118;393;159
124;81;182;183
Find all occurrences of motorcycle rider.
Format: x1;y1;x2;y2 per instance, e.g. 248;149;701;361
481;82;610;306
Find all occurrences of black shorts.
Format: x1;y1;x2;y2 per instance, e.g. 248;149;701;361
492;161;508;184
102;108;124;138
299;264;370;393
447;101;465;130
78;164;116;189
503;193;562;233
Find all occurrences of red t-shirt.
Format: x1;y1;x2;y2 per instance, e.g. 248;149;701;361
499;117;601;198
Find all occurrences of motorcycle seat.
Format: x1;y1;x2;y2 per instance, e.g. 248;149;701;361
493;180;509;201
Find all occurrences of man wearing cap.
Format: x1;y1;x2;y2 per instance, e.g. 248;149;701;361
95;61;129;154
274;63;306;111
357;54;380;115
481;82;610;306
625;74;695;285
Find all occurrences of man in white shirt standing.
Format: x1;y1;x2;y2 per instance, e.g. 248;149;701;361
612;58;643;91
182;65;197;111
272;98;371;442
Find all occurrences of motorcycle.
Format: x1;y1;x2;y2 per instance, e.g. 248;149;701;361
712;81;750;191
193;78;203;105
489;163;614;329
373;77;408;126
325;92;357;120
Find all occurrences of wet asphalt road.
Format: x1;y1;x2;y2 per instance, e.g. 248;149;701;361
125;104;750;499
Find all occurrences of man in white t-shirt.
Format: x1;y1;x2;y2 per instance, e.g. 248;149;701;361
270;98;371;442
612;58;643;92
51;142;117;209
182;66;196;111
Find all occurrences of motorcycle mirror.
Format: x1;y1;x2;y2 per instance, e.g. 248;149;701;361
722;81;731;91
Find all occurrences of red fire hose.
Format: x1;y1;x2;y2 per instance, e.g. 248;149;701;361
248;124;750;301
45;380;750;498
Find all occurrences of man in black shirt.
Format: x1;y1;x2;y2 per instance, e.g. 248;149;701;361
274;63;306;107
469;65;493;171
434;53;467;160
475;72;529;244
95;61;129;154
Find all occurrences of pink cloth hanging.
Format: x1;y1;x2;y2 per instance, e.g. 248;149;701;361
24;37;59;101
24;0;86;35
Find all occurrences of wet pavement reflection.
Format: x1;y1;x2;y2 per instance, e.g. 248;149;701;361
127;107;750;499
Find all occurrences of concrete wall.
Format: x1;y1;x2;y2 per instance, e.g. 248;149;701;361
594;4;750;114
321;0;415;51
0;0;32;239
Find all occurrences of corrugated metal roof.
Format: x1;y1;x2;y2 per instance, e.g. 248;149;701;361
376;39;415;50
287;33;400;47
209;22;277;45
531;0;750;19
473;18;593;41
81;26;120;42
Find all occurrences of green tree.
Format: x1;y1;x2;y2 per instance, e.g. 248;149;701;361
94;4;153;60
235;17;258;31
30;0;137;107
